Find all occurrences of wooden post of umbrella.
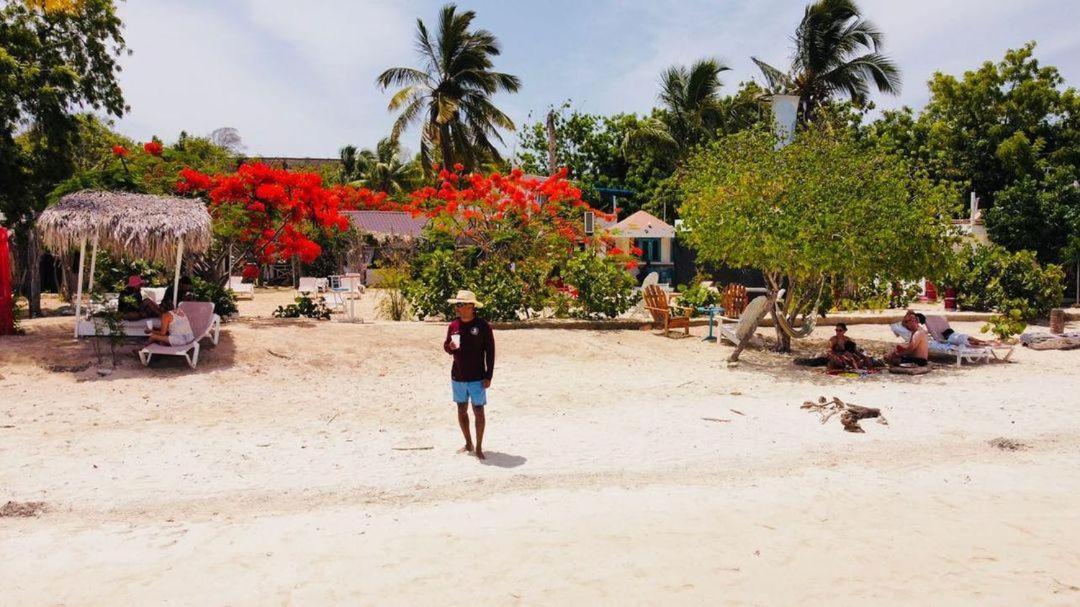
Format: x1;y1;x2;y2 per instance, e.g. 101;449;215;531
73;238;86;339
172;239;184;309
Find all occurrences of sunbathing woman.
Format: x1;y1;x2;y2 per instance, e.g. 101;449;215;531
146;307;195;347
826;323;876;370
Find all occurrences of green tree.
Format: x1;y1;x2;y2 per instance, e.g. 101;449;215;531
0;0;127;315
376;3;520;176
679;125;955;360
914;43;1080;208
752;0;900;124
984;167;1080;265
349;137;421;196
624;58;731;154
338;144;359;184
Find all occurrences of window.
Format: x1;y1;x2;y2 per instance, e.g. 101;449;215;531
635;238;661;262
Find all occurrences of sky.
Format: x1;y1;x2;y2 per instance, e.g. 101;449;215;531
112;0;1080;158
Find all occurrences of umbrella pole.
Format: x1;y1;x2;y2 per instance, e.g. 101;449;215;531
172;239;184;309
87;234;99;294
74;239;86;339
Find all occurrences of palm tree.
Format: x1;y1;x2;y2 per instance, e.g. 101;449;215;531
624;58;730;155
377;4;520;176
350;138;421;195
339;144;359;184
752;0;900;123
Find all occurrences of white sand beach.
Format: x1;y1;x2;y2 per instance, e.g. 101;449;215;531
2;292;1079;605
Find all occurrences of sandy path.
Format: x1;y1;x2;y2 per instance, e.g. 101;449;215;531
2;311;1079;605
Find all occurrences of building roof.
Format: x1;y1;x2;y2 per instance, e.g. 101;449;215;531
343;210;429;240
609;210;675;239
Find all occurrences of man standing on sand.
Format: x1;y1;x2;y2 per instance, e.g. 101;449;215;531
443;290;495;460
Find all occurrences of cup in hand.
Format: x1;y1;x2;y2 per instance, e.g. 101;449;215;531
450;334;461;349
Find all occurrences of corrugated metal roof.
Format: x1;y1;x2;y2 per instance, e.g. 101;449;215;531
343;211;429;239
610;210;675;238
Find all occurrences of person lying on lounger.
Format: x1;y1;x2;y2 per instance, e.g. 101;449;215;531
885;310;929;366
920;313;994;347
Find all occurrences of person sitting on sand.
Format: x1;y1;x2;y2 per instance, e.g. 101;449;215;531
146;306;195;347
886;310;929;366
118;275;162;321
443;290;495;460
825;323;875;370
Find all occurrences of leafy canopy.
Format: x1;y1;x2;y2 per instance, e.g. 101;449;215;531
679;124;956;295
376;3;520;176
753;0;900;123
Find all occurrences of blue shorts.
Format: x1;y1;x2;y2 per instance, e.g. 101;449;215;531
451;380;487;406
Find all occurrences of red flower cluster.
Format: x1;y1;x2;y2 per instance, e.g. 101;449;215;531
175;163;375;264
111;145;129;158
143;141;163;157
630;245;644;257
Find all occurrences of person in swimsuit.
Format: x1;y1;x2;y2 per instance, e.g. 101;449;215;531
886;310;929;366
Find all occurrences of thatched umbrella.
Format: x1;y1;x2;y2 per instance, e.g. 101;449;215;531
37;191;212;337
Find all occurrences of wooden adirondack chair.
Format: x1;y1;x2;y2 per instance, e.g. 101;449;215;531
643;284;692;338
721;283;748;318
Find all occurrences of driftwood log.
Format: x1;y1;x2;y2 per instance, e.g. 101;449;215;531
801;396;887;433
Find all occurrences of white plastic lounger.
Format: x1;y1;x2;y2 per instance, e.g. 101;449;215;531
890;320;1012;367
139;302;218;369
297;276;320;296
227;276;255;299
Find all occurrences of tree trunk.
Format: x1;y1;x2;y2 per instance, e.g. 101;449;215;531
59;251;76;303
26;229;41;317
439;123;453;171
545;110;558;175
774;317;792;353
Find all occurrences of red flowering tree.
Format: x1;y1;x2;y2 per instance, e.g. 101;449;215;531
399;166;639;320
176;162;385;266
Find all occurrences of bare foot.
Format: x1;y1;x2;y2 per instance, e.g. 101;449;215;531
475;449;486;460
457;445;474;454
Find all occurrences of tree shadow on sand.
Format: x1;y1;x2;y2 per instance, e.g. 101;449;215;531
479;451;527;468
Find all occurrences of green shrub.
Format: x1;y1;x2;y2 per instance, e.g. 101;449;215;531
376;267;412;321
832;280;922;312
467;260;529;322
946;244;1064;320
674;281;719;316
191;277;238;317
981;309;1028;341
562;250;637;319
272;295;332;320
402;249;465;320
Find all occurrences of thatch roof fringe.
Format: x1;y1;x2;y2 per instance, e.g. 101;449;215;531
37;191;212;264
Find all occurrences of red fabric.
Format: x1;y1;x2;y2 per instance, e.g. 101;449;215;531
0;227;13;335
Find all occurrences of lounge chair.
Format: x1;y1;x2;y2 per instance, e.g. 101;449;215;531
227;276;255;299
717;295;769;347
721;283;748;317
297;276;320;297
890;318;1013;366
139;302;218;369
643;284;692;337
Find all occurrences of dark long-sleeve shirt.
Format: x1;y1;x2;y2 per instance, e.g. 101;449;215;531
443;317;495;382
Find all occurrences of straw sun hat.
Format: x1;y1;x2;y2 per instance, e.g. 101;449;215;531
447;289;484;308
